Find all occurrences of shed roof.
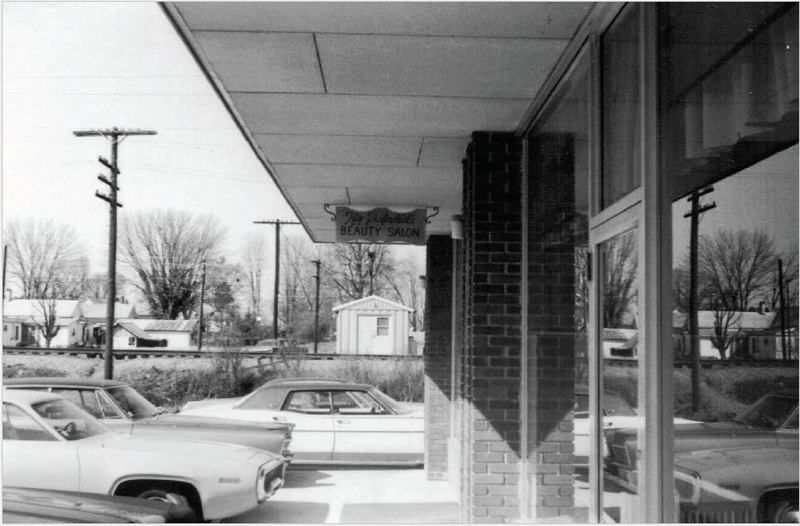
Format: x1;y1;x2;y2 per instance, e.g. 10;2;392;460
332;295;415;313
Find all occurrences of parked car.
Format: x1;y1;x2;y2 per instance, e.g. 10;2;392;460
674;444;798;522
181;378;423;465
2;389;287;521
606;391;798;522
573;385;698;463
251;338;307;353
3;377;294;459
3;487;197;523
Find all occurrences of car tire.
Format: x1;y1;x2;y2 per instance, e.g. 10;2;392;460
135;487;201;521
766;497;799;523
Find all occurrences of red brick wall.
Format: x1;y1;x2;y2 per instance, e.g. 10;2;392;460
424;234;453;480
461;132;524;523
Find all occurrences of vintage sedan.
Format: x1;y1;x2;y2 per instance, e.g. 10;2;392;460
674;444;798;522
606;391;798;522
4;377;294;459
2;389;287;521
181;378;423;465
3;487;197;523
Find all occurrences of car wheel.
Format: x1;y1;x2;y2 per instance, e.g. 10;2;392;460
136;487;201;521
137;488;185;505
767;498;799;523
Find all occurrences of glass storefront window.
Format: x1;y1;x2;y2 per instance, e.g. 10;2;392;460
661;3;798;200
525;47;591;522
601;4;642;209
663;3;798;523
599;228;642;524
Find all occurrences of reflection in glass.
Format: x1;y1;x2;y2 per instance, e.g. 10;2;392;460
600;229;641;523
601;4;642;208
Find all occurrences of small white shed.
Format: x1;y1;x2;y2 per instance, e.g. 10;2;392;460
333;295;415;355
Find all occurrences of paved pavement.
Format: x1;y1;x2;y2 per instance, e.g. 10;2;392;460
225;467;460;523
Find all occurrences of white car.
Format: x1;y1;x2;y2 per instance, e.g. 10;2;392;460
573;386;697;463
182;378;424;465
2;389;286;521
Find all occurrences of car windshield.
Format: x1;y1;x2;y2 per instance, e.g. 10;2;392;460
368;387;411;415
732;394;798;429
106;385;160;419
31;398;109;440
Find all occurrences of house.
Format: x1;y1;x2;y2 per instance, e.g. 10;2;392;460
674;310;779;360
2;298;138;348
115;319;198;350
3;299;82;348
332;295;415;355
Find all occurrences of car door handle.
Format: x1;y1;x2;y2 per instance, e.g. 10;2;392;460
273;416;287;422
336;419;350;424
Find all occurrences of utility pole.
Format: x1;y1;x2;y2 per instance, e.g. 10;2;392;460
254;219;300;338
74;127;156;380
313;260;321;354
684;186;716;413
368;250;376;296
198;262;207;351
778;259;788;360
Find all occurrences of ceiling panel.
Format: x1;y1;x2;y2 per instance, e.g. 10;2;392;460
255;135;422;166
274;165;457;190
193;31;323;93
420;137;473;167
231;93;530;135
175;2;593;39
318;34;568;98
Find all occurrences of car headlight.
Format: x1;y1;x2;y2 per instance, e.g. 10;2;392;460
674;468;702;507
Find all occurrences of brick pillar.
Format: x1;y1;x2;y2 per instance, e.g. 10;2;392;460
462;132;524;523
527;132;579;521
425;234;453;480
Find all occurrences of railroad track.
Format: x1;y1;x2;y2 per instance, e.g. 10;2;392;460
3;347;794;368
2;346;423;361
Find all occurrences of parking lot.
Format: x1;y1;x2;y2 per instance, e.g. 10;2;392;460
226;467;460;523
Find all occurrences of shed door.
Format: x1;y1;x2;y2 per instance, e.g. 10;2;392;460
357;315;391;354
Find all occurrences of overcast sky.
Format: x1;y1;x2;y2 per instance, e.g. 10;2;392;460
3;2;303;278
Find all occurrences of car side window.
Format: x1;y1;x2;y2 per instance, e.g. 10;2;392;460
334;390;388;415
284;391;332;415
2;403;57;442
51;389;104;419
784;410;798;430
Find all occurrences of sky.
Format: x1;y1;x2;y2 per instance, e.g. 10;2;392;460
2;2;305;280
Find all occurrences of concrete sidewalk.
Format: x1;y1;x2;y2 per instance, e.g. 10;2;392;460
226;467;461;523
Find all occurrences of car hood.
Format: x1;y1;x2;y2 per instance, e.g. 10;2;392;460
94;430;280;463
144;412;293;432
675;444;799;476
182;398;242;412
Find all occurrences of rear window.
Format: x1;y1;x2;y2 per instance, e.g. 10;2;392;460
237;386;288;410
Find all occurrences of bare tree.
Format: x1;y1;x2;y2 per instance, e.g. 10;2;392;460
321;244;395;302
240;234;267;317
119;209;226;320
4;218;88;298
603;230;638;328
32;297;60;348
709;304;742;360
697;228;776;311
387;256;425;330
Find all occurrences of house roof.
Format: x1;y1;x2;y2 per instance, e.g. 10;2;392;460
126;319;198;332
2;299;81;320
696;311;777;331
116;322;159;341
332;295;415;313
81;302;137;320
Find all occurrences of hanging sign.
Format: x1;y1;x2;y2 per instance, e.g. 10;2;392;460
335;206;427;245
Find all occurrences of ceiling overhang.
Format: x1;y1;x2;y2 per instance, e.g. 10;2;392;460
162;2;594;243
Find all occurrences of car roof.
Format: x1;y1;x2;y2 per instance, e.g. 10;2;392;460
2;388;63;405
259;378;371;390
4;377;125;389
